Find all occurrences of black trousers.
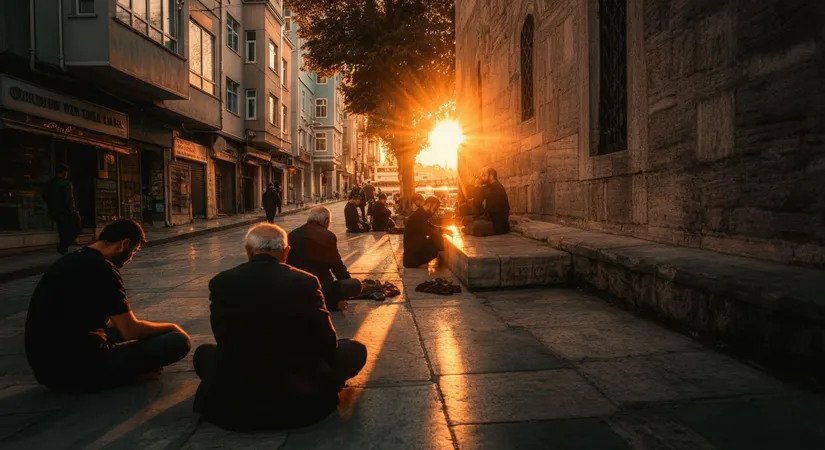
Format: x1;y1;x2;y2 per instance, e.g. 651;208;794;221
193;339;367;396
322;279;363;310
54;212;80;254
403;236;444;268
347;222;371;233
265;210;276;223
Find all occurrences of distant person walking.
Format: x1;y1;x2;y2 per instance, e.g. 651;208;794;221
262;183;281;223
42;164;81;255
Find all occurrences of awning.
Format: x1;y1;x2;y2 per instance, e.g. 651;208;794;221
1;118;132;155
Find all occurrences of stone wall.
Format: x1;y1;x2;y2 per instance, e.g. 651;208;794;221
456;0;825;268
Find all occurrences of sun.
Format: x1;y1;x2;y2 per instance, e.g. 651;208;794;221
416;120;465;169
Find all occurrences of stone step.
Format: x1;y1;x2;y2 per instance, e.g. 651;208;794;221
441;232;571;288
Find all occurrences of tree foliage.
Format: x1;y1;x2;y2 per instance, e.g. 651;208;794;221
289;0;456;156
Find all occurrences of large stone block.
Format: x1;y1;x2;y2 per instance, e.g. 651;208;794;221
697;90;735;162
606;176;633;224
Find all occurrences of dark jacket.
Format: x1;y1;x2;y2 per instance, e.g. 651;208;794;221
363;184;376;201
344;202;362;231
371;202;394;231
287;222;350;290
195;255;339;430
403;209;441;267
262;189;281;212
42;177;75;218
483;180;510;234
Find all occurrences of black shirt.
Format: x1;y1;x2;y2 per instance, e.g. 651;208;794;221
403;209;441;267
287;222;351;289
25;248;131;386
483;181;510;234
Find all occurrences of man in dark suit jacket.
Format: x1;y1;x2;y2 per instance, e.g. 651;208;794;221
371;194;395;232
287;206;362;311
480;167;510;234
403;197;447;268
193;223;367;431
344;195;370;233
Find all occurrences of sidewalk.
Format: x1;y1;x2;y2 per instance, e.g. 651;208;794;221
0;200;345;283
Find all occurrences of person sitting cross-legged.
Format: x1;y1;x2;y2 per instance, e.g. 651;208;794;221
344;194;371;233
193;223;367;431
403;196;449;268
25;219;192;393
287;206;362;311
371;194;396;232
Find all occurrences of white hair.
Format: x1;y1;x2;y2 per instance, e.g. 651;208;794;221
307;206;331;226
244;223;288;253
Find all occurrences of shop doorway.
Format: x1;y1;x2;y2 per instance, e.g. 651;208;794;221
141;151;165;226
242;176;254;212
119;152;141;223
60;142;97;231
190;163;206;219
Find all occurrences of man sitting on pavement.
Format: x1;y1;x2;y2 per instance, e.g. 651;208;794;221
371;194;396;232
287;206;362;311
25;219;192;393
344;194;371;233
193;223;367;431
403;196;448;268
463;167;511;236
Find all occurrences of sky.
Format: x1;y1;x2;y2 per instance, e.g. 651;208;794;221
415;120;464;170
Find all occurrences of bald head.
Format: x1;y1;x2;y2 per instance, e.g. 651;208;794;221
244;223;290;261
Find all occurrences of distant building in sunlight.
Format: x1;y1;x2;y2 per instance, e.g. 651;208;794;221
455;0;825;267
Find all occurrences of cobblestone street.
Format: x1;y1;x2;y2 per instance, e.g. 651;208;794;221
0;205;824;449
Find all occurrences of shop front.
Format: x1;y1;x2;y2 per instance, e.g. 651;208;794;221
241;148;271;212
0;75;131;249
171;138;209;225
212;137;238;215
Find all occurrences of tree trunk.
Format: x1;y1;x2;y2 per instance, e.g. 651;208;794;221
397;150;416;198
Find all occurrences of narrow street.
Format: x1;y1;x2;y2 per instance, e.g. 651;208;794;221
0;204;823;449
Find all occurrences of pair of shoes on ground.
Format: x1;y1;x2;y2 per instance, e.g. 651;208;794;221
414;278;462;296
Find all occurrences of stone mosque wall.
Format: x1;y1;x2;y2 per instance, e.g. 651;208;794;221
455;0;825;267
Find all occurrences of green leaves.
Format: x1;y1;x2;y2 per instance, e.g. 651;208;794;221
289;0;455;155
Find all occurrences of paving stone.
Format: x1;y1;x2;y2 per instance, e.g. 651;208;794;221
439;370;617;424
0;384;69;415
331;305;431;386
413;305;508;340
423;328;565;375
408;297;479;308
529;316;700;361
2;373;198;449
485;288;622;328
453;418;629;450
182;422;287;449
579;351;789;405
284;385;453;450
641;394;825;450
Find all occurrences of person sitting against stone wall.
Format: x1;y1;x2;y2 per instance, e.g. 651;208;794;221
464;167;511;236
403;196;449;268
193;223;367;431
344;194;371;233
25;219;192;393
287;207;363;311
371;194;396;232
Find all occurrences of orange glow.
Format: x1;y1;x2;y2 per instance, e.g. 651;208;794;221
416;120;465;169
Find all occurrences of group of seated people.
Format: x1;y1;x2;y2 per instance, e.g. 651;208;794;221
344;193;395;233
23;166;510;432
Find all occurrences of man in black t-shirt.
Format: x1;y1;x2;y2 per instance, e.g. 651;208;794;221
344;195;370;233
25;219;191;393
403;197;448;268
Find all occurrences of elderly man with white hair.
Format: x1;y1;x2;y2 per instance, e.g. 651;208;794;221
192;223;367;431
287;206;362;311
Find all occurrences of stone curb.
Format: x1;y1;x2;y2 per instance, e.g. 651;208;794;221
0;201;344;284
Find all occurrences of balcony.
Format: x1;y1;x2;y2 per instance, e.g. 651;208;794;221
53;3;189;101
158;87;221;130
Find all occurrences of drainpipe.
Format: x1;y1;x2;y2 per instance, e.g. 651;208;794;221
29;0;36;71
163;148;173;227
57;0;66;70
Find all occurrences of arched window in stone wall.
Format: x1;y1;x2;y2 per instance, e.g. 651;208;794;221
520;14;535;121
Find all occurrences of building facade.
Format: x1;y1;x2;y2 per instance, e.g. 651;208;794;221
455;0;825;268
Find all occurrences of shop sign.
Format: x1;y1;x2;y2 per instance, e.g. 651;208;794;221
245;148;272;162
0;75;128;139
174;138;209;164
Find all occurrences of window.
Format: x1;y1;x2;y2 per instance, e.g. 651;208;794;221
596;0;628;155
115;0;178;52
226;78;239;115
520;15;535;121
77;0;95;14
246;89;257;119
282;104;288;132
226;14;239;53
269;94;277;125
269;40;277;71
315;132;327;152
317;75;328;84
282;59;288;87
301;91;307;113
189;21;215;95
285;18;292;31
245;30;257;62
315;98;327;118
